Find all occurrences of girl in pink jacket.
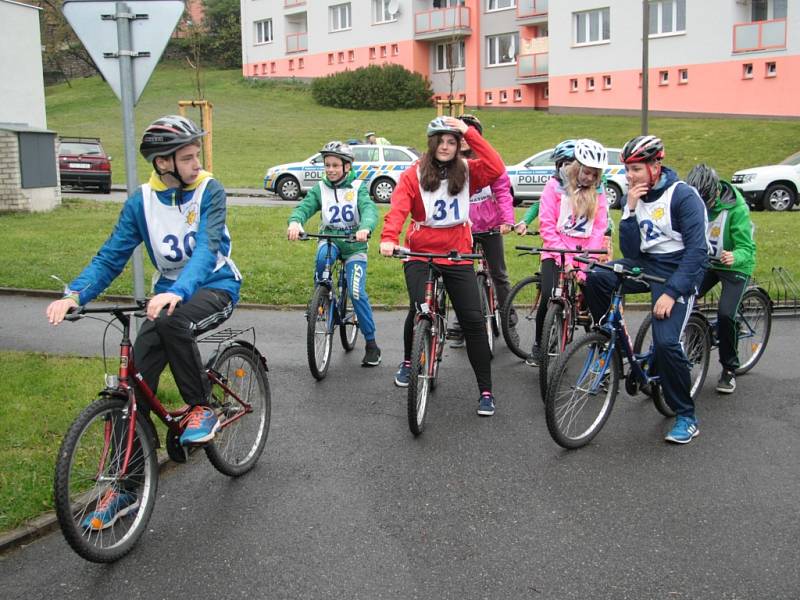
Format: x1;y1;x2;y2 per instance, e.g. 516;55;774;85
528;139;609;366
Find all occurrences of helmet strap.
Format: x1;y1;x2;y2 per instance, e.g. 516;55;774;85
647;162;662;187
153;153;189;188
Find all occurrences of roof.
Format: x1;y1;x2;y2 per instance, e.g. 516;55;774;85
0;0;42;11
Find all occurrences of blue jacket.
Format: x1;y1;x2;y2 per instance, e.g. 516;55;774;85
67;172;241;305
619;166;707;299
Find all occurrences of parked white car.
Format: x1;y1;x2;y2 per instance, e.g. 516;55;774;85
505;147;628;208
731;151;800;212
263;144;420;203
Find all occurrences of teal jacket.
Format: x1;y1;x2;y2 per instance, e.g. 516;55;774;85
288;169;378;260
708;180;755;276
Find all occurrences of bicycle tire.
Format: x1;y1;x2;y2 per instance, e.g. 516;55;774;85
54;397;158;563
632;313;672;417
431;296;447;391
477;273;495;358
338;287;359;352
306;285;333;380
488;280;501;338
735;289;772;374
539;302;567;403
545;332;621;449
684;313;711;400
408;319;433;436
205;345;271;477
501;275;541;359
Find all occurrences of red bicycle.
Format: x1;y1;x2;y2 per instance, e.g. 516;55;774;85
53;303;270;562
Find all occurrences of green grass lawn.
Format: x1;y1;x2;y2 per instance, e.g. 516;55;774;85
44;63;800;188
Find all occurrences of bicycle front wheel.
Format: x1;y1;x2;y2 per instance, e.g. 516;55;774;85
307;285;334;380
408;319;433;436
545;333;621;449
539;302;568;403
477;273;495;358
205;345;271;477
338;289;359;352
502;275;540;359
54;397;158;563
632;313;673;416
683;313;711;399
736;289;772;374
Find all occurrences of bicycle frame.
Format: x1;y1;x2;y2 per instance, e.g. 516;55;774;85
303;232;360;331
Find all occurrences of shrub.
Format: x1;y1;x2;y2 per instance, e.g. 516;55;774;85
312;64;433;110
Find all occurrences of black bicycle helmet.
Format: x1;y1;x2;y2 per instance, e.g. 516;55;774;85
620;135;665;164
320;141;354;164
686;163;720;208
139;115;207;162
458;113;483;135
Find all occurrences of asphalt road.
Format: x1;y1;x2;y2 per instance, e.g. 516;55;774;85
62;186;293;207
1;295;799;599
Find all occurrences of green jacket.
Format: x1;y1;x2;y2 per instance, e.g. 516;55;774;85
707;181;755;276
288;170;378;260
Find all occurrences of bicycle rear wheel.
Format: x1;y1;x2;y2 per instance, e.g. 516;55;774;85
683;313;711;399
545;332;621;449
502;275;540;359
307;285;334;380
338;289;359;352
632;313;672;416
477;273;495;358
205;345;271;477
539;302;568;403
408;319;433;436
735;289;771;374
54;397;158;563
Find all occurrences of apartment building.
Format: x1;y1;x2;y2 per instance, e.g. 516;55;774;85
241;1;798;118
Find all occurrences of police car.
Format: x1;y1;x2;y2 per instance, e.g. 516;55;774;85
264;144;420;203
506;147;628;208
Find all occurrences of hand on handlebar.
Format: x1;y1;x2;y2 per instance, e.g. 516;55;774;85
46;297;79;326
287;222;304;241
380;241;396;257
146;292;182;321
499;223;513;235
355;229;370;242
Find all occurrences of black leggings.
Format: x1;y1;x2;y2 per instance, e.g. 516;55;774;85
535;258;559;347
698;269;749;372
403;261;492;393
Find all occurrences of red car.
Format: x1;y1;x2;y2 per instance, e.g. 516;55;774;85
58;137;112;193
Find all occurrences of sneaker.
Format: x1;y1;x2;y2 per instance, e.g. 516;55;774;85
394;361;411;387
477;392;496;417
449;334;466;348
525;345;541;367
664;416;700;444
180;406;220;445
82;489;139;531
362;345;382;367
716;370;736;394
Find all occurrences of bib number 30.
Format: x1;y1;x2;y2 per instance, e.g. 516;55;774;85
162;232;196;262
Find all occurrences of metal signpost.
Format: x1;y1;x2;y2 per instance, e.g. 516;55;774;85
62;0;184;327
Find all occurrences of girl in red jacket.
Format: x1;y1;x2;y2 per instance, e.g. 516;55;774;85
380;116;505;417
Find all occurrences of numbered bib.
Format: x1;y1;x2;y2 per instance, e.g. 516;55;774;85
469;185;493;205
320;180;362;230
556;192;593;239
635;182;687;254
419;173;470;228
706;209;728;259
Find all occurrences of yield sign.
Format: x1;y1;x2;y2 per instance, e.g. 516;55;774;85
62;0;184;104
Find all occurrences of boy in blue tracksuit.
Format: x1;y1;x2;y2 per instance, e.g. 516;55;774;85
585;135;708;444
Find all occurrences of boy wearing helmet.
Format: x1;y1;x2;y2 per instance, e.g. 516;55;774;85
46;115;242;452
584;135;708;444
287;141;382;366
686;163;756;394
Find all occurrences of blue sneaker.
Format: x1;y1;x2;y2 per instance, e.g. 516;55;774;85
82;489;139;530
665;416;699;444
477;392;495;416
180;406;220;445
394;361;411;387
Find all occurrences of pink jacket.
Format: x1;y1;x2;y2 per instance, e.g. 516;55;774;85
538;177;608;270
469;172;515;233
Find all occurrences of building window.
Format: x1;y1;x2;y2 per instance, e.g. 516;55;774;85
659;70;669;85
338;51;345;63
766;61;777;77
487;33;519;66
369;47;376;59
752;0;787;21
328;53;335;64
255;19;273;45
743;63;753;79
570;78;578;92
499;89;508;103
391;44;399;56
373;0;398;24
380;45;387;58
543;85;549;99
298;58;304;69
348;50;355;62
487;0;515;11
435;40;465;71
288;59;294;71
485;91;493;103
586;77;595;91
270;62;276;73
574;8;610;45
330;3;352;32
678;68;688;84
649;0;686;36
513;88;522;102
603;75;612;89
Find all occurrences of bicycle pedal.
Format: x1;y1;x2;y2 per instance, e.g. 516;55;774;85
166;431;188;463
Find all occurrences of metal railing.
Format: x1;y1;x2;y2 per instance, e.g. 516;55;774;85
415;6;470;34
517;0;548;18
517;51;548;78
733;18;787;53
286;32;308;53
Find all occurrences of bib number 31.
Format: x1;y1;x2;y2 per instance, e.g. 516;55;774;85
432;198;461;222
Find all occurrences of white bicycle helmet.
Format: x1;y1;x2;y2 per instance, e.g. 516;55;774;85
574;139;608;170
427;116;462;138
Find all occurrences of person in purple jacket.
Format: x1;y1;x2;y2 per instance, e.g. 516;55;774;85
449;114;518;348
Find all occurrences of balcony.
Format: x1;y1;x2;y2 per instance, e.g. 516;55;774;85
415;7;471;42
517;0;548;26
733;18;786;53
516;51;548;83
286;32;307;54
284;0;305;16
284;0;304;6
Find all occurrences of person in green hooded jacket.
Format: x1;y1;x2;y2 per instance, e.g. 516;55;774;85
686;163;756;395
287;141;381;366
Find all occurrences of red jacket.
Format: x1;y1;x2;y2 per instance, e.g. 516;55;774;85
381;127;505;265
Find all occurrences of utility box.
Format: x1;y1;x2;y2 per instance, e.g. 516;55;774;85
0;124;61;212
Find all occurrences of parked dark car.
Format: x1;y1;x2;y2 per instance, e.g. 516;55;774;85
58;137;112;193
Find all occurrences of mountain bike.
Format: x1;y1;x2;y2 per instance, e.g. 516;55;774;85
545;259;710;448
53;303;270;562
473;229;502;357
391;248;481;436
300;232;361;380
501;233;542;359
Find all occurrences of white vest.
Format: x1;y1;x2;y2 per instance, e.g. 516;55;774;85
634;182;686;254
556;192;594;239
418;169;471;228
142;178;235;281
706;209;728;259
469;185;492;206
320;180;362;230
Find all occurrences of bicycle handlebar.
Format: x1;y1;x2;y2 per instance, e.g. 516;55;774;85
515;245;607;256
391;247;482;261
573;256;667;284
64;302;148;321
298;232;368;243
